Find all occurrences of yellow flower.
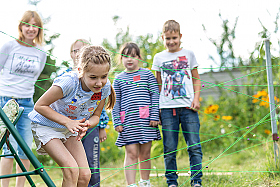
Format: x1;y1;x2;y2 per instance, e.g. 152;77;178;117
199;97;203;102
204;107;211;114
259;97;269;108
107;146;110;150
222;116;233;121
204;108;210;114
101;147;105;151
105;128;109;133
252;95;259;103
257;90;268;97
214;115;220;121
210;104;219;114
253;94;261;99
252;90;270;104
108;121;113;125
274;96;279;103
259;101;267;107
264;129;271;135
204;104;219;114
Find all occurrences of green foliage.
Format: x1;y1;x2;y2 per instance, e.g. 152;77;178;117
102;15;165;77
136;33;165;69
199;11;280;156
33;31;60;102
263;143;280;179
203;13;241;70
33;54;58;102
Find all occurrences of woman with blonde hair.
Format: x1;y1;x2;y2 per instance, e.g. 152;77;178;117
0;10;46;187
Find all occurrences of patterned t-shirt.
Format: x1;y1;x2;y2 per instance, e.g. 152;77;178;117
28;72;111;128
152;48;199;109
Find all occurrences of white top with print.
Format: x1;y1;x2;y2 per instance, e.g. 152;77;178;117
0;40;47;98
152;48;198;108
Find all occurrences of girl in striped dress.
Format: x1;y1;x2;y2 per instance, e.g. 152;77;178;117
112;42;161;187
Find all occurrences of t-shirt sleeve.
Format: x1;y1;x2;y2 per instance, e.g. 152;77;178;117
100;79;111;101
0;42;11;71
152;53;161;71
52;74;75;97
112;77;122;127
189;51;199;69
98;108;109;128
39;47;47;73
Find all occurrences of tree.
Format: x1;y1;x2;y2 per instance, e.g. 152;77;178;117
102;16;165;77
203;13;242;97
203;12;240;70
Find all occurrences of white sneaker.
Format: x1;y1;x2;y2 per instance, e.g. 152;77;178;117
139;179;151;187
127;184;138;187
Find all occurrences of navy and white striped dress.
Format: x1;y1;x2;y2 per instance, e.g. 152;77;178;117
112;68;161;147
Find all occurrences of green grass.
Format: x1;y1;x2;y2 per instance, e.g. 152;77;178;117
6;141;280;187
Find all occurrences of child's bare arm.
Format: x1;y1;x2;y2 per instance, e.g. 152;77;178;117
34;85;86;133
191;68;201;111
99;128;107;142
86;99;106;128
155;71;162;92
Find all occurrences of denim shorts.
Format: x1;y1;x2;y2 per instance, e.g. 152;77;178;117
0;96;34;159
31;122;78;155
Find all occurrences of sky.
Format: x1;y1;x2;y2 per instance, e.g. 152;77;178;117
1;0;280;74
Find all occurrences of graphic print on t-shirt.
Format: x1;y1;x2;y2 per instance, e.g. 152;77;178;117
161;56;190;99
11;53;40;78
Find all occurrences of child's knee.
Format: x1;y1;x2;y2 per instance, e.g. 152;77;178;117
62;167;79;181
79;168;91;183
139;151;150;160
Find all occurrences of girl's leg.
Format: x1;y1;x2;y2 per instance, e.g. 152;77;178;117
124;143;139;185
42;138;81;187
15;159;30;187
64;136;91;187
138;141;152;180
0;158;14;187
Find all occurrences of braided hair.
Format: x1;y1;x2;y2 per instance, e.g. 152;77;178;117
77;45;115;110
77;45;111;75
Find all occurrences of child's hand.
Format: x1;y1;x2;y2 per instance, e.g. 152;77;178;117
76;120;91;141
65;118;87;134
99;128;107;142
149;120;160;127
84;120;92;127
191;99;200;111
76;126;88;141
115;125;123;132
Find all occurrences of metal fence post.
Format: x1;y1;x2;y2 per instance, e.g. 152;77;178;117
264;38;279;167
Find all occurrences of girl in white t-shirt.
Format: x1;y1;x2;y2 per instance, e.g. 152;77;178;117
0;10;46;187
29;45;116;186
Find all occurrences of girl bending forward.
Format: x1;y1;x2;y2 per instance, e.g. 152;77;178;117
29;45;115;187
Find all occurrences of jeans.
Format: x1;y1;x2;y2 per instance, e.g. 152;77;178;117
161;108;203;186
0;96;34;159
